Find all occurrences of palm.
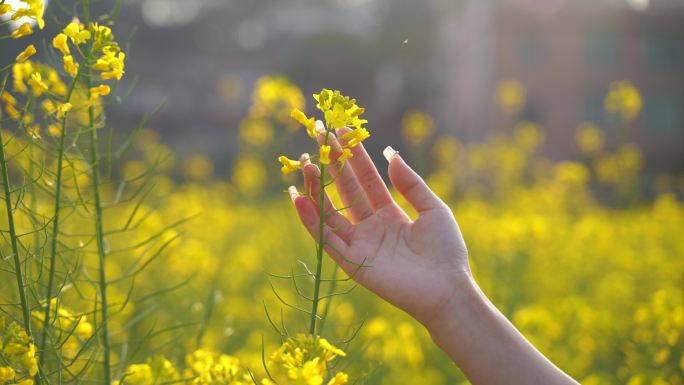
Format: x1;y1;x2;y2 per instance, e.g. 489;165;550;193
291;130;471;325
347;206;469;324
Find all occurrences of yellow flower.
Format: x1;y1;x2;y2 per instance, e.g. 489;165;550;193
341;128;370;148
17;379;34;385
90;84;111;98
318;338;346;357
495;79;527;114
338;148;353;167
319;145;331;165
16;45;37;63
0;366;15;381
63;55;79;77
11;23;33;39
27;125;41;139
291;108;316;138
56;103;73;118
278;156;301;174
100;57;126;80
327;372;349;385
0;4;12;15
10;0;44;29
5;104;21;120
576;122;605;155
48;124;61;137
401;110;434;146
75;319;93;339
52;33;70;55
513;121;545;151
604;81;642;121
1;92;18;106
28;73;48;95
64;21;91;45
313;89;367;130
238;118;274;147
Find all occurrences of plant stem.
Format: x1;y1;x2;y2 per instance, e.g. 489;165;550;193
40;60;87;366
309;130;331;335
318;264;339;335
0;75;33;336
87;70;112;385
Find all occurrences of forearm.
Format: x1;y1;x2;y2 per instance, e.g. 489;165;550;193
426;276;579;385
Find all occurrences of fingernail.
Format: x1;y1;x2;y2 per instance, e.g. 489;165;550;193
288;185;299;201
383;146;398;162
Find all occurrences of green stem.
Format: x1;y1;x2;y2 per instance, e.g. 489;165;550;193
85;68;112;385
309;130;331;335
39;61;88;365
0;91;33;337
318;264;339;335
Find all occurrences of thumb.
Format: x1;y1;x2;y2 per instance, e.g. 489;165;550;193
385;146;446;214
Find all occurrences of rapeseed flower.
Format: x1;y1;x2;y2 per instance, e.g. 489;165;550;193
338;148;353;166
402;109;434;145
496;79;526;114
0;4;12;15
285;89;368;173
64;21;91;45
90;84;111;99
52;33;71;55
319;145;331;165
341;127;369;148
291;108;316;138
604;81;642;121
279;156;301;174
56;103;72;118
11;23;33;39
28;72;48;95
10;0;45;29
15;45;36;63
63;55;79;76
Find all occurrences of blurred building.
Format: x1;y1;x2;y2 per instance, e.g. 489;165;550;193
3;0;681;173
436;0;684;170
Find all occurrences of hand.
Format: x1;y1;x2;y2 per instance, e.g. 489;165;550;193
290;125;579;385
289;125;471;328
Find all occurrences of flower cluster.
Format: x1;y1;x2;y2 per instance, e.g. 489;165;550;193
53;20;124;85
264;334;348;385
279;89;369;173
2;1;45;66
32;300;94;359
5;0;45;32
0;317;39;385
184;349;252;385
3;60;68;138
604;80;642;121
113;356;180;385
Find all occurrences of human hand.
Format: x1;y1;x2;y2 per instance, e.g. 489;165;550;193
289;124;471;328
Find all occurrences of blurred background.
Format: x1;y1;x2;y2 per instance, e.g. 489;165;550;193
116;0;684;174
4;0;683;174
2;1;684;384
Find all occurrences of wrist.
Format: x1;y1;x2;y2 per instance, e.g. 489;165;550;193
423;274;490;346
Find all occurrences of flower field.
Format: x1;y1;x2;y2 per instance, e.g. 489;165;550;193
1;1;684;384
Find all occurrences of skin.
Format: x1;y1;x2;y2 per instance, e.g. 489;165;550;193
289;123;579;385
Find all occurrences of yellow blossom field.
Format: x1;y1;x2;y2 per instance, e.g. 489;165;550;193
1;1;684;385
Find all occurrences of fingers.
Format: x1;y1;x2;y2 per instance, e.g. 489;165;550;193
289;186;351;270
385;147;447;214
302;163;355;243
314;122;374;222
335;127;394;211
